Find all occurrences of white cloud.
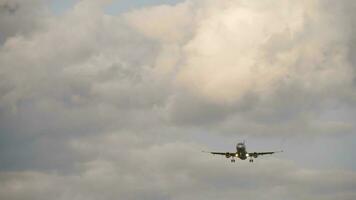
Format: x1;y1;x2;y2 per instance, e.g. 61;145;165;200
1;0;356;199
174;0;353;104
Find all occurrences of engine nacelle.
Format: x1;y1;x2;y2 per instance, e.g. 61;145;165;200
251;153;258;158
225;152;231;158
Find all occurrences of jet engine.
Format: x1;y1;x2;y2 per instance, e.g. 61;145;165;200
225;153;231;158
251;152;258;158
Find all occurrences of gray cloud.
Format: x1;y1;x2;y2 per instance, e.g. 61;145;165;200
0;0;165;172
1;0;356;199
0;0;48;44
0;139;356;200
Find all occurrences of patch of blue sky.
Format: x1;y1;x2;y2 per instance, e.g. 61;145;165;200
49;0;79;15
49;0;184;15
104;0;183;15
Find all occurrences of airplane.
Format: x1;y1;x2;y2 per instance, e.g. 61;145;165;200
203;141;283;163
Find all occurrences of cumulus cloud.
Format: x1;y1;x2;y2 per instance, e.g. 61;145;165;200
1;138;356;200
0;0;48;44
117;0;356;135
1;0;356;199
176;0;354;104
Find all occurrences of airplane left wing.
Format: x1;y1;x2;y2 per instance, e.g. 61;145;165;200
248;150;283;157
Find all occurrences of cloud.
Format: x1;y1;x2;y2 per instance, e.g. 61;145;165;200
1;0;355;147
124;1;194;43
1;138;356;200
1;0;356;199
0;0;166;172
0;0;48;44
174;0;353;104
116;0;356;135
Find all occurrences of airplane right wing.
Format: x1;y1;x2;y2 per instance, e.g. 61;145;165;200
202;151;236;158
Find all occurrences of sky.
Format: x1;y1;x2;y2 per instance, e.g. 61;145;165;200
1;0;356;199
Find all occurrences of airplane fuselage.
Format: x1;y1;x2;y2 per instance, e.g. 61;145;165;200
236;142;247;160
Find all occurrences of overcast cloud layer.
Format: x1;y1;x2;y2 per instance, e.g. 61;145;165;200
1;0;356;199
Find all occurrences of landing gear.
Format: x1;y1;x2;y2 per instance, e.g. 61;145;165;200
249;159;254;163
231;159;235;163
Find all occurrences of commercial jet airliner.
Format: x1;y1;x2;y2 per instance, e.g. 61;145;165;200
203;142;283;163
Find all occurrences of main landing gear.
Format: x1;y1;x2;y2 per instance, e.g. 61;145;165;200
249;158;254;163
231;159;235;163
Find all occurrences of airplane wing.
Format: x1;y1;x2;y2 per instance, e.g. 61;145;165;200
248;150;283;157
202;151;236;157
